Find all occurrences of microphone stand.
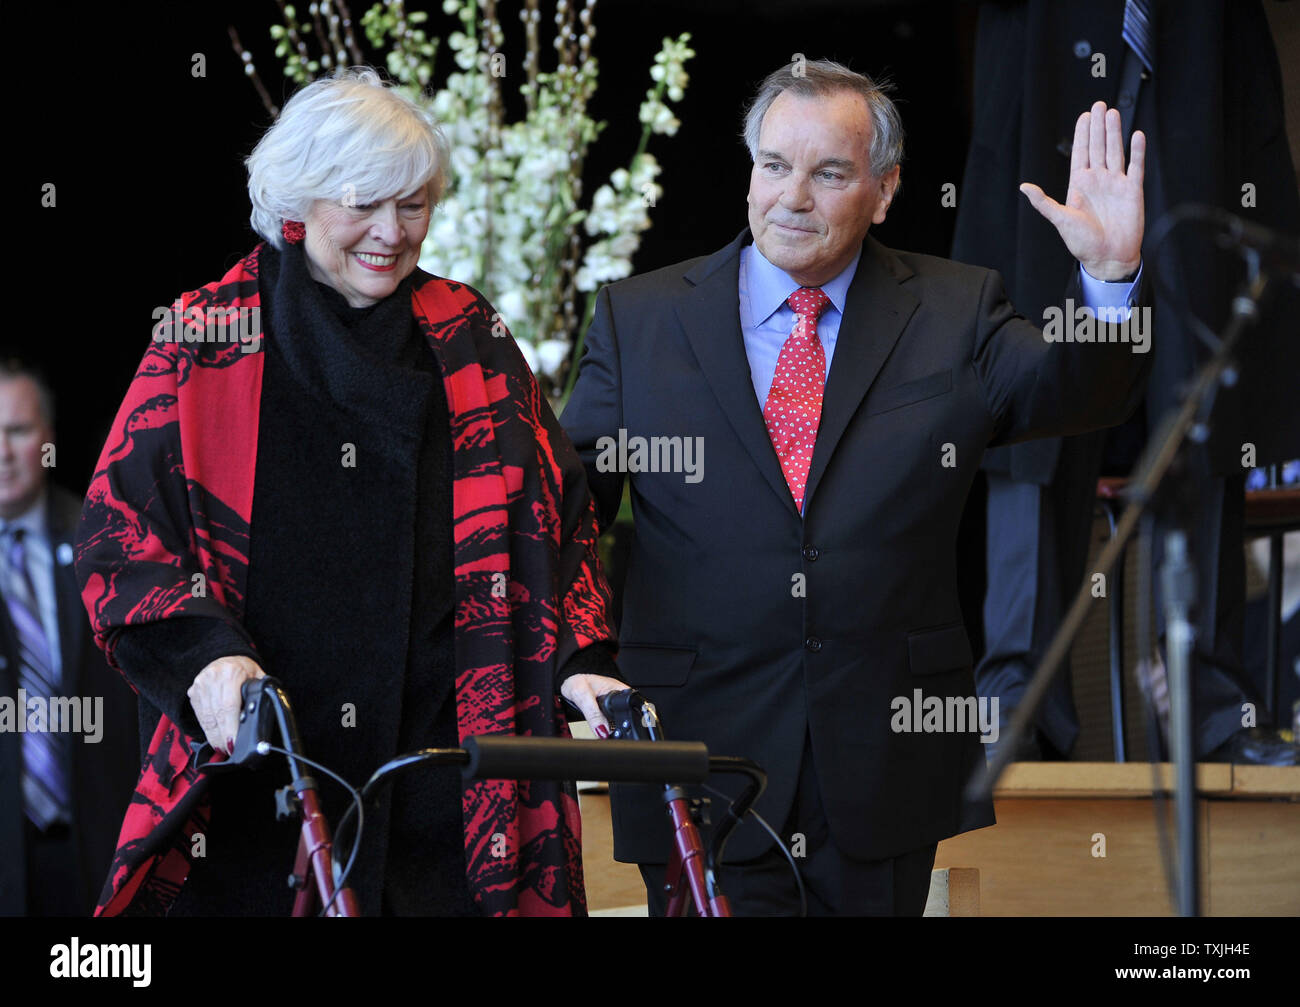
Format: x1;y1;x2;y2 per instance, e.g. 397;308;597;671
967;255;1277;918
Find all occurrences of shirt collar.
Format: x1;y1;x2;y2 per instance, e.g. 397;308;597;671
743;240;863;327
0;489;48;540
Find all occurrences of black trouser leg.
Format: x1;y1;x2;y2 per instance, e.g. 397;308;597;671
639;732;938;916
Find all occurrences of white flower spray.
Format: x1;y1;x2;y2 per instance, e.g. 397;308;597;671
235;0;693;404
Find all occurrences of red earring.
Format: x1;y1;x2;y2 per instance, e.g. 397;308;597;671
282;220;305;244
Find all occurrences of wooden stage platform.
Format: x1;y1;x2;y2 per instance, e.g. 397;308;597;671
934;762;1300;916
579;762;1300;915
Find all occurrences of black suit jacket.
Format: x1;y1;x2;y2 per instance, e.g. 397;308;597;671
562;230;1149;862
0;486;139;915
952;0;1300;482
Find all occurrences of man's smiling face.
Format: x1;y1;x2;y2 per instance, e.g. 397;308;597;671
747;89;900;287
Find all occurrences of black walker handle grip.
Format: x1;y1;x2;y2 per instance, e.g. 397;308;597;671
463;735;710;783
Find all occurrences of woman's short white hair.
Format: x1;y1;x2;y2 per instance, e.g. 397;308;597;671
246;66;450;248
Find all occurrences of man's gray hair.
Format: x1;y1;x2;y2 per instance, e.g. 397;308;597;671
246;66;450;249
742;60;904;178
0;358;55;426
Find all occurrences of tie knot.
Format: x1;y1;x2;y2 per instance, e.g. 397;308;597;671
2;524;25;559
788;286;831;320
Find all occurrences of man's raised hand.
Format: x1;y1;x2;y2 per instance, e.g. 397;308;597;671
1019;101;1145;281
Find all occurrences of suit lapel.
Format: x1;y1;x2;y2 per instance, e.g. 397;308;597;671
804;237;919;510
45;493;82;693
674;231;800;518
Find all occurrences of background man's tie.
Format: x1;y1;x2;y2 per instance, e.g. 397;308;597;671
2;526;70;830
763;286;832;512
1122;0;1156;74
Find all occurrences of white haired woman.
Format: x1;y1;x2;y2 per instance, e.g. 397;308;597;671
75;67;627;917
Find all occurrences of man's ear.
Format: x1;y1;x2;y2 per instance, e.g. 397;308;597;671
872;165;902;224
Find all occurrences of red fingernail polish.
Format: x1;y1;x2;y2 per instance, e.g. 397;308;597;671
594;725;609;739
227;738;235;754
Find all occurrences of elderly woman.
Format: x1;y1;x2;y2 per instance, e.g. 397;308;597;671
75;67;626;917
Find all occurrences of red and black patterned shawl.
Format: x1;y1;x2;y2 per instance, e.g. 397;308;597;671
76;246;615;916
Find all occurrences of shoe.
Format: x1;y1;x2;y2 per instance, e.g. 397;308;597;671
1206;727;1300;766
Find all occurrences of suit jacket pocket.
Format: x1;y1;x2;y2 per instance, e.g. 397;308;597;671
907;622;973;675
865;368;952;417
615;643;697;686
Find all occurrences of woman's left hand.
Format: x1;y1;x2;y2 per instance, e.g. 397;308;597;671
561;673;633;736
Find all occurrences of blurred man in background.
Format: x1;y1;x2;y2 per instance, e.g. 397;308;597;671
952;0;1300;765
1;359;137;914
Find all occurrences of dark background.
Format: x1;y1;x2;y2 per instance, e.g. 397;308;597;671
14;0;980;490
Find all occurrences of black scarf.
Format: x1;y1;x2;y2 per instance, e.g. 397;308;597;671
165;242;469;916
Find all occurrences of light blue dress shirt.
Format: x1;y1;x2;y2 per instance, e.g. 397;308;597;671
738;241;1141;411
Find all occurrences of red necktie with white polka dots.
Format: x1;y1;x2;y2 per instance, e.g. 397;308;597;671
763;286;831;512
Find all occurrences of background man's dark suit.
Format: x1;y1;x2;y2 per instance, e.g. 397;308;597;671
0;486;139;915
951;0;1300;757
562;228;1148;872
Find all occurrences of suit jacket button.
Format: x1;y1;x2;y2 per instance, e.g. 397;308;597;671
804;637;822;653
802;545;819;562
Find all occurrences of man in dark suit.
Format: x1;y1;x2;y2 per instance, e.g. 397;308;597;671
562;60;1151;915
0;360;139;915
951;0;1300;764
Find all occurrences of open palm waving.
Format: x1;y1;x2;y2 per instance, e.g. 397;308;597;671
1020;101;1146;281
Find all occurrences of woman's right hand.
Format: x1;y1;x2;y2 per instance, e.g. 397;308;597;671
188;655;266;756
